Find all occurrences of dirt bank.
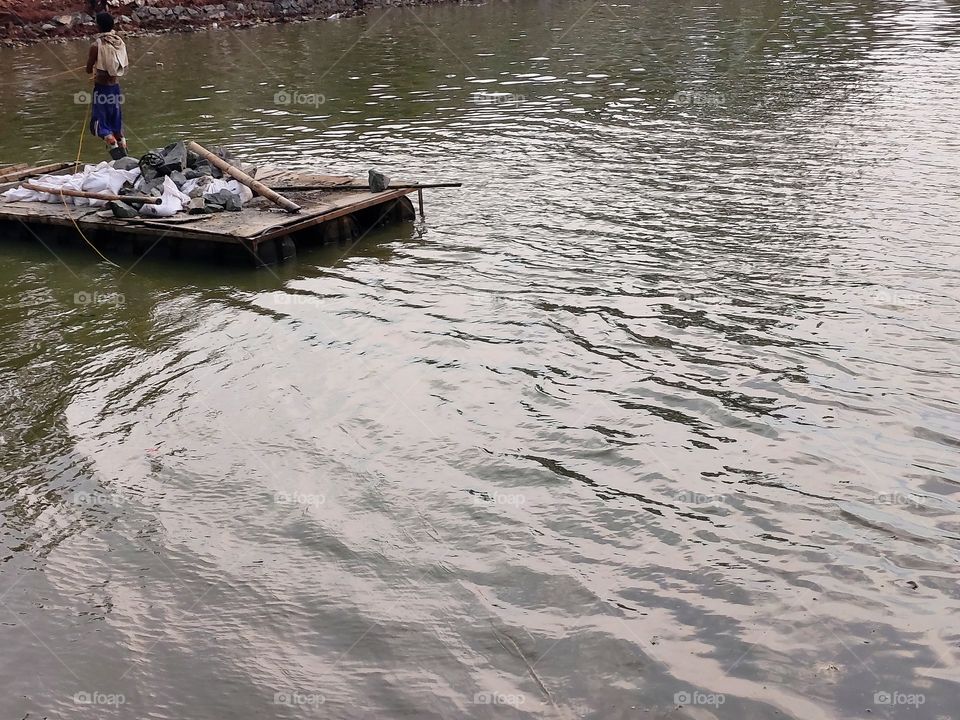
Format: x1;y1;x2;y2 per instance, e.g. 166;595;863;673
0;0;453;46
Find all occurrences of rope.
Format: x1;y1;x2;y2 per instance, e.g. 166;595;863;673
74;98;87;174
60;191;122;269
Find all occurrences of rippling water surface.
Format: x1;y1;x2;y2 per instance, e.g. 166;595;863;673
1;1;959;718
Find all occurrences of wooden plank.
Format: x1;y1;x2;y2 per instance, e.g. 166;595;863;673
0;162;74;184
0;163;82;193
254;168;357;187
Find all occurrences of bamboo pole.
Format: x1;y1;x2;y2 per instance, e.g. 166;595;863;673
187;141;301;213
271;182;462;192
0;162;73;184
21;183;162;204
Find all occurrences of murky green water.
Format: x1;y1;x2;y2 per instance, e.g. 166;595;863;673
2;1;959;718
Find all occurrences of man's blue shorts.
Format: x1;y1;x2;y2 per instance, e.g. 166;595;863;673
89;83;123;139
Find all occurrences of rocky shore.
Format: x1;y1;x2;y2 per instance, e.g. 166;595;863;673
0;0;453;46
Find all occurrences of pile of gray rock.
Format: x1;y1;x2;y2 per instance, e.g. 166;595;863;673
123;0;366;26
2;0;459;46
108;140;252;217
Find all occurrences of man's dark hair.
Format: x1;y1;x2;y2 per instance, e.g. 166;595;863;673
95;12;114;32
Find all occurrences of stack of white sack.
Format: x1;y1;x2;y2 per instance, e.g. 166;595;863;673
0;162;140;206
0;161;254;218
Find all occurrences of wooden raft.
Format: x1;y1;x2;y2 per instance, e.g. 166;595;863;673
0;164;424;262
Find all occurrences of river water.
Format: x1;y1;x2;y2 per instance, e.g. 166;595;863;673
1;1;959;718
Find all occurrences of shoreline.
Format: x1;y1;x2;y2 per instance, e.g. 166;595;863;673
0;0;459;47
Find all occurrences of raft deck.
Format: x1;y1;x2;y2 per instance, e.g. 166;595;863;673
0;163;425;266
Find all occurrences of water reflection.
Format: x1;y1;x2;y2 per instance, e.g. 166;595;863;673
2;1;959;718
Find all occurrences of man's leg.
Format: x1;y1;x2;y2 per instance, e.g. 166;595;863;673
93;85;127;160
114;86;127;156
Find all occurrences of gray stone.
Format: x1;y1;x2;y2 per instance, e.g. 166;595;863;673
187;197;210;214
168;170;187;187
160;141;188;174
108;200;139;219
112;156;140;171
53;14;74;26
204;188;242;211
140;176;165;194
368;169;390;192
41;23;56;31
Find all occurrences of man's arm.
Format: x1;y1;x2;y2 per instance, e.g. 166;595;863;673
86;44;97;74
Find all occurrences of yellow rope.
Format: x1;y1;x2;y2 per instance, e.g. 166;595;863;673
74;99;87;174
60;191;121;269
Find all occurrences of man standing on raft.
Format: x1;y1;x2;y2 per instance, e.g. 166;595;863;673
85;12;129;160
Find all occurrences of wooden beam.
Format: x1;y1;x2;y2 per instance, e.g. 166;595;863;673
0;162;73;184
21;183;162;205
187;141;302;214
